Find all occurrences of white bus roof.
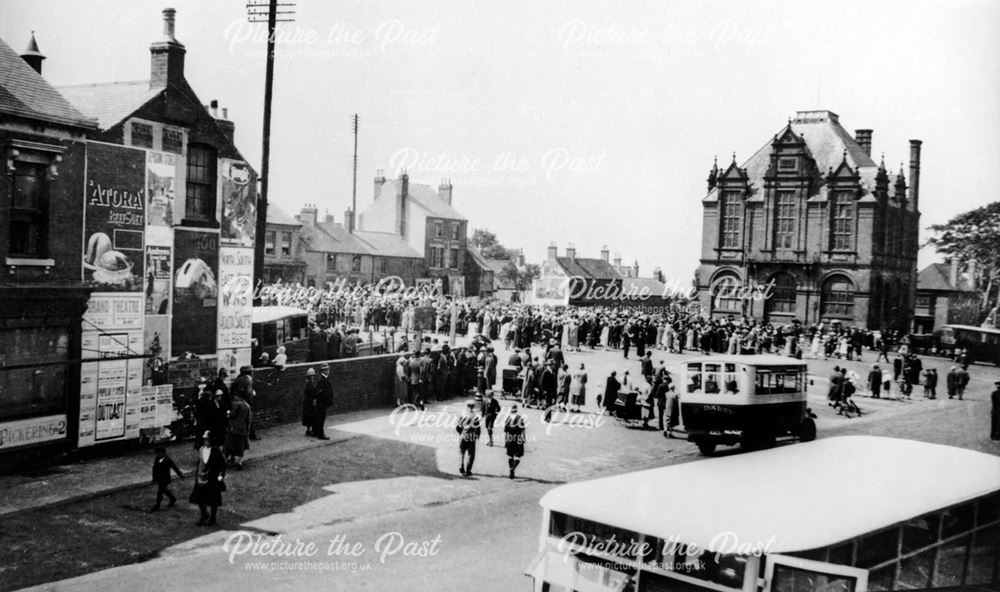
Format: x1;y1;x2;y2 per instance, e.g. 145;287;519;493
252;306;310;324
942;324;1000;335
685;354;807;367
540;436;1000;554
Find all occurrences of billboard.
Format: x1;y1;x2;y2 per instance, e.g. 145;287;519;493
145;151;177;228
217;247;253;349
172;229;219;356
144;245;172;315
219;159;255;246
83;142;145;292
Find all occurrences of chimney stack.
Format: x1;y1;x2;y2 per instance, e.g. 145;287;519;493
600;245;610;263
909;139;922;211
967;259;977;290
344;208;355;232
854;129;873;157
613;253;622;268
20;32;45;75
373;169;386;199
211;100;235;144
438;179;453;206
516;249;525;267
299;203;318;226
546;242;557;261
633;260;639;278
150;8;186;88
325;211;334;224
950;258;959;289
566;243;576;259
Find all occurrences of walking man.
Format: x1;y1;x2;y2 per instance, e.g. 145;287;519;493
150;445;183;512
481;390;501;446
504;403;526;479
456;401;481;476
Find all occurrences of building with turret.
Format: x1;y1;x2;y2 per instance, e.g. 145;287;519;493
695;110;921;330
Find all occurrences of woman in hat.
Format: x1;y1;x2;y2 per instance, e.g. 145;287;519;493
224;390;252;468
569;363;588;413
190;432;226;526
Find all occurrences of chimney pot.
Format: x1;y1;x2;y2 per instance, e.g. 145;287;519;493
221;107;228;119
150;8;186;88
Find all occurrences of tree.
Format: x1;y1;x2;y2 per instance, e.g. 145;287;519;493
928;201;1000;315
499;261;540;292
470;228;513;260
470;229;498;250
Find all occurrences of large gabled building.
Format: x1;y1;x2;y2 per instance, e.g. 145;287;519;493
358;171;467;293
695;110;921;330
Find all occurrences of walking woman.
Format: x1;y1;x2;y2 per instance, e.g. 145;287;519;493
225;391;252;468
190;432;226;526
569;363;588;413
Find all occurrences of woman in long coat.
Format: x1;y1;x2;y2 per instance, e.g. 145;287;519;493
569;363;588;412
190;433;226;526
224;393;252;468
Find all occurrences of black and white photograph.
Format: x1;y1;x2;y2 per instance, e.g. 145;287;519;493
0;1;998;591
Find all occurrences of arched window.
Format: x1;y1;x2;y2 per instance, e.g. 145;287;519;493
711;273;742;315
766;273;796;315
821;275;855;318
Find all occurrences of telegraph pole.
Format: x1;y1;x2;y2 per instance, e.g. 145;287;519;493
248;0;295;302
350;114;358;233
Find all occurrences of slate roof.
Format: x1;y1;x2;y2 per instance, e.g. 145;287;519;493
0;36;96;128
555;257;622;281
57;80;162;131
380;178;466;220
308;221;372;255
465;246;492;271
353;230;422;259
918;263;974;292
267;204;301;227
705;110;888;204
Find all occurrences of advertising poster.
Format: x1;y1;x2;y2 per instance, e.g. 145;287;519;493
220;159;255;246
218;246;253;349
146;151;177;228
143;315;170;385
79;293;145;447
83;142;146;292
124;387;142;439
172;229;219;356
154;384;176;429
81;293;144;332
218;348;251;379
144;245;172;315
138;386;158;429
0;415;68;451
94;333;128;441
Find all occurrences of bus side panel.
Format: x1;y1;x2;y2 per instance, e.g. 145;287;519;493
681;401;806;437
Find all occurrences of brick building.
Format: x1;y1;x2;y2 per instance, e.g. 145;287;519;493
913;261;981;334
262;203;306;284
0;34;98;455
293;204;424;287
2;8;258;454
358;172;467;294
695;110;921;330
531;243;623;306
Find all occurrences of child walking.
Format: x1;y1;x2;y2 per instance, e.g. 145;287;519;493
150;445;184;512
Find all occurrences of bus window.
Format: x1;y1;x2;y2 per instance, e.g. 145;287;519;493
772;563;859;592
967;524;1000;585
262;323;276;347
723;363;739;394
704;364;720;394
686;363;702;393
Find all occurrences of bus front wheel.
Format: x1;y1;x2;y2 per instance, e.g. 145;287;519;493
799;417;817;442
696;440;716;456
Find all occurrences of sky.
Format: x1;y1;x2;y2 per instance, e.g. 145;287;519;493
3;0;999;284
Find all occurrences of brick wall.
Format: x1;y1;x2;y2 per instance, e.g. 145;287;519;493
250;348;469;427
